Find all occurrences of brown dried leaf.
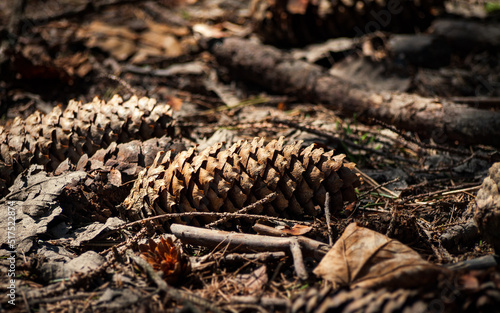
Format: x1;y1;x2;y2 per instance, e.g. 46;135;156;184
235;265;268;293
281;224;312;236
314;223;448;289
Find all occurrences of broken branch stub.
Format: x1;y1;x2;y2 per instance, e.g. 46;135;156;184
0;95;174;193
123;137;360;225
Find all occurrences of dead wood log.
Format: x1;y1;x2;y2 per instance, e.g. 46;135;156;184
207;37;500;148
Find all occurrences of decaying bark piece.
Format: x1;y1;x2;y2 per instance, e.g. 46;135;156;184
123;137;360;225
0;95;174;193
208;37;500;147
0;165;86;253
252;0;444;46
474;162;500;253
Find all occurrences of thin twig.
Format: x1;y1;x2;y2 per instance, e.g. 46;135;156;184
370;118;494;161
400;183;481;204
413;154;475;174
207;193;277;228
270;118;418;164
358;176;401;198
98;73;139;96
229;296;290;308
354;168;400;199
416;219;454;263
116;211;307;231
324;192;333;246
289;238;308;280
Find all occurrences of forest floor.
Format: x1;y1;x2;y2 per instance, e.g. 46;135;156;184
1;0;500;312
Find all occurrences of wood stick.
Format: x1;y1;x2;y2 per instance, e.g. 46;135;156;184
170;224;330;278
325;192;334;246
251;223;331;258
171;223;292;252
289;238;308;280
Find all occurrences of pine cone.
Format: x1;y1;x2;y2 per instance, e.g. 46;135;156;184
291;286;454;313
58;136;186;223
123;137;360;225
252;0;445;46
474;162;500;253
293;269;500;313
0;95;173;193
139;236;190;285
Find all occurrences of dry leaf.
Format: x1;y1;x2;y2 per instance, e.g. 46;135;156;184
281;224;312;236
314;223;448;289
235;265;268;293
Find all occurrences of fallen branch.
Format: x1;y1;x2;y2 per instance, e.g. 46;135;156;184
206;37;500;147
171;224;329;278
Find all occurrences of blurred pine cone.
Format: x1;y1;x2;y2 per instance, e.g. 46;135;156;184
139;236;190;285
292;273;500;313
0;95;173;193
252;0;445;46
474;162;500;253
123;137;360;226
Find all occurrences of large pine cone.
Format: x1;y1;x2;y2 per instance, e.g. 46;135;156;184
252;0;445;46
123;137;360;225
0;95;173;192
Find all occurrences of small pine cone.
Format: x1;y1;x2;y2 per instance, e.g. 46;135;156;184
474;162;500;253
139;236;190;285
123;137;360;225
252;0;445;46
0;95;173;192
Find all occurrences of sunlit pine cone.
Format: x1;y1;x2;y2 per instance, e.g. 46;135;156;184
123;137;360;226
0;95;173;192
